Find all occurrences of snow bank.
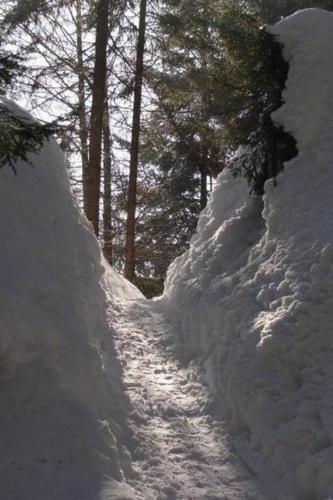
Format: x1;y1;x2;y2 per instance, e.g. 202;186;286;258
0;99;140;499
161;9;333;499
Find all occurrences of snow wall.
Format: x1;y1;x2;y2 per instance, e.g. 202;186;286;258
162;9;333;500
0;100;140;499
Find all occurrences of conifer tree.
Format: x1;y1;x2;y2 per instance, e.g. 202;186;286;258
125;0;147;283
85;0;110;236
0;39;56;171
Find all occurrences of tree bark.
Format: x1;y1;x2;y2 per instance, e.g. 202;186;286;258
103;95;113;264
75;0;89;203
124;0;147;282
84;0;109;236
200;166;208;210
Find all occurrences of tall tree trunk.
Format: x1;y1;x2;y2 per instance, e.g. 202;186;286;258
200;166;208;210
200;145;208;210
84;0;109;236
75;0;89;204
103;95;113;264
124;0;147;283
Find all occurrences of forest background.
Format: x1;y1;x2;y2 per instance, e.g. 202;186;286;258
1;0;332;297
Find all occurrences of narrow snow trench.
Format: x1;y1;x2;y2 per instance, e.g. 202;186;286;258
111;295;266;500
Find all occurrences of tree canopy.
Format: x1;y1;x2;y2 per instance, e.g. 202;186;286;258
1;0;331;296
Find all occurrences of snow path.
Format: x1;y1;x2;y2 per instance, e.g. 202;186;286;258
110;295;266;500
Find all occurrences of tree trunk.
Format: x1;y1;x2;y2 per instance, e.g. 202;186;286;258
103;95;113;264
124;0;147;282
84;0;109;236
75;0;89;204
200;166;208;210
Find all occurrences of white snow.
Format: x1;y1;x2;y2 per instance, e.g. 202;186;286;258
109;293;265;499
0;99;141;499
0;99;264;498
160;8;333;500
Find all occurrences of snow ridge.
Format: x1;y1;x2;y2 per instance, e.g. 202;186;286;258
160;9;333;500
0;106;137;499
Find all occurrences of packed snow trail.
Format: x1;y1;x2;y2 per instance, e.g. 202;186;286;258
110;294;266;500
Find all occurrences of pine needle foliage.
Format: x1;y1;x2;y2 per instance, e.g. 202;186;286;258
0;36;57;172
216;3;298;193
247;0;333;23
150;0;299;195
0;105;57;171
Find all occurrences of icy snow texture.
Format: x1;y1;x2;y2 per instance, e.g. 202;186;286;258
162;9;333;500
0;99;140;500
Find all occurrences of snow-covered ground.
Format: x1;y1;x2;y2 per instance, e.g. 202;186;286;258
108;291;265;499
0;99;263;499
0;100;264;499
160;8;333;500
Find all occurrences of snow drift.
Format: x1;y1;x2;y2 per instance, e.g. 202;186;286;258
0;100;140;500
161;9;333;500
